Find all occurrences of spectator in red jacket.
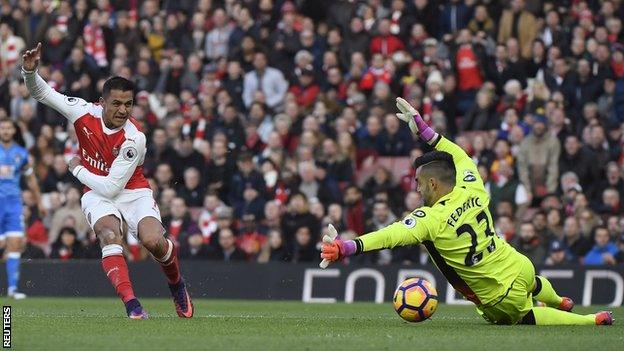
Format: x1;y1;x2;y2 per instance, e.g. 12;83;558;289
369;19;405;57
289;67;320;111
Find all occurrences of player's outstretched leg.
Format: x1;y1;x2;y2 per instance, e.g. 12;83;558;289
159;238;193;318
95;216;147;320
138;218;193;318
521;308;613;326
532;276;574;311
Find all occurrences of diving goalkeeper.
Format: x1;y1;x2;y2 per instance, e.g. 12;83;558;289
320;97;613;326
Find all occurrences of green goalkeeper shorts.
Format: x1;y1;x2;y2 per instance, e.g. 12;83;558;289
477;254;535;325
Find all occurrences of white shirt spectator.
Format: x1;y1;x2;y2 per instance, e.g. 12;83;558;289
243;67;288;109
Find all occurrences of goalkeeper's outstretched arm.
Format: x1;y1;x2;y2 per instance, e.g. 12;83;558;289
319;211;432;267
395;97;484;190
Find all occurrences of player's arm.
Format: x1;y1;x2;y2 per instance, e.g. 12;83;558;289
320;210;432;265
70;134;146;198
21;43;88;123
395;97;484;190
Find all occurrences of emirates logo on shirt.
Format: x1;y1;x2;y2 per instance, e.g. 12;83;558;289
82;149;110;173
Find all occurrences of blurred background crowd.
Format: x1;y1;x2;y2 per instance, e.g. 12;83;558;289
1;0;624;266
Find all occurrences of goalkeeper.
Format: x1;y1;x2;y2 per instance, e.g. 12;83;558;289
320;97;613;326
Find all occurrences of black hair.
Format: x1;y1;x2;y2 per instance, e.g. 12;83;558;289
102;76;135;98
413;151;456;186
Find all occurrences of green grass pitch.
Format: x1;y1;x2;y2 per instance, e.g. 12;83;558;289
8;298;623;351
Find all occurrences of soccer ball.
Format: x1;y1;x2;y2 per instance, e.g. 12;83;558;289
393;278;438;323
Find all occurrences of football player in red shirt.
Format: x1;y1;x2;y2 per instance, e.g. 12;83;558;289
22;43;193;319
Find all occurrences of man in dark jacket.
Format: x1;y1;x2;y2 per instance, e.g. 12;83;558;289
559;135;597;194
514;222;546;264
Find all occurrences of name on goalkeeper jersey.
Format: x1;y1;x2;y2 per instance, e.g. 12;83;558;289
446;197;482;227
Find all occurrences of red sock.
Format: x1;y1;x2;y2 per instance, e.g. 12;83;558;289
159;239;181;285
102;255;136;303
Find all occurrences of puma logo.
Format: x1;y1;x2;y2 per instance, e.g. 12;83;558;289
106;267;119;277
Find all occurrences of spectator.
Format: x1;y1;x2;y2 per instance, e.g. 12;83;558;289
562;216;593;262
262;200;283;233
365;201;398;265
319;138;353;183
497;0;537;59
47;186;90;245
291;225;319;263
544;240;569;266
154;163;174;192
17;0;51;48
229;152;266;206
569;59;602;115
177;167;205;208
0;20;25;73
544;58;575;98
344;185;365;236
376;114;414;156
210;227;246;261
452;30;487;114
41;154;81;193
461;88;498;131
281;192;320;246
204;139;236;202
559;135;597;194
439;0;471;37
243;51;289;110
583;227;620;265
517;116;561;202
467;5;495;39
22;240;45;259
49;227;85;260
205;8;233;62
257;229;290;263
296;161;334;206
179;232;212;260
197;193;224;243
486;159;530;216
237;214;267;261
289;68;320;111
369;18;405;57
342;17;370;64
539;10;567;49
595;187;621;215
495;214;516;242
595;162;624;201
162;197;200;245
513;222;546;264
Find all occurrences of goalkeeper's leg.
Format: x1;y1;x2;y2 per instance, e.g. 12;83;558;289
532;275;574;311
520;308;612;325
524;274;612;325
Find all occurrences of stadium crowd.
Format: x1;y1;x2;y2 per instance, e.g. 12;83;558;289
1;0;624;266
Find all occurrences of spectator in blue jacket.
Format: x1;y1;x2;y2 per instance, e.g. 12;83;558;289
583;227;620;265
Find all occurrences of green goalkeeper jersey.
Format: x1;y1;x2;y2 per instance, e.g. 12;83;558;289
354;135;522;306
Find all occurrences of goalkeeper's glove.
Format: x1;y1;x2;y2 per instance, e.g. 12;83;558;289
319;224;356;268
395;97;438;144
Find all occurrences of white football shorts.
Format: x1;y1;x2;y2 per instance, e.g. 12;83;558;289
81;188;162;241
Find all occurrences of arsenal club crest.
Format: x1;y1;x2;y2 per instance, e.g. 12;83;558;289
112;146;120;157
